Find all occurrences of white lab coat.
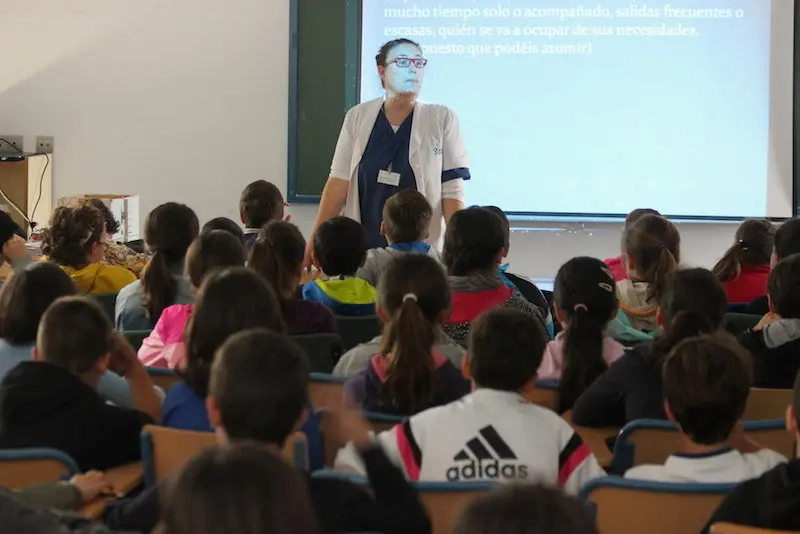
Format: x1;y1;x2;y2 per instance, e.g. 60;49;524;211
329;97;469;250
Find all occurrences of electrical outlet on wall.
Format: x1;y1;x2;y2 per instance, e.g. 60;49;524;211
0;135;24;153
35;136;54;153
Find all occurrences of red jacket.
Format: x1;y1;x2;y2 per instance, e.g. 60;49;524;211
605;256;628;282
723;264;771;304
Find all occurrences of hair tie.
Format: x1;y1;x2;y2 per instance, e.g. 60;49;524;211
79;230;94;246
598;283;613;293
573;304;588;312
403;293;418;303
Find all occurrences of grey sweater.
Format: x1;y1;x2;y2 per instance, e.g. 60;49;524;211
333;330;466;377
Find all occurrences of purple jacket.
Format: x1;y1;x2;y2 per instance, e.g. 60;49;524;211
344;353;471;416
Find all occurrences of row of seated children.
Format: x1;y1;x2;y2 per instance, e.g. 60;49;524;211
0;265;794;532
0;325;433;534
604;208;776;306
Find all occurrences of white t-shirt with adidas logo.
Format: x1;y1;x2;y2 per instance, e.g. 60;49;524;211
334;389;606;495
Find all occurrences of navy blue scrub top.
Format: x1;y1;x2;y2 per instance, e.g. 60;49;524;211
358;106;417;248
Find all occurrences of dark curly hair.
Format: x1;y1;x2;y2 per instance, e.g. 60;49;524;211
42;201;104;269
88;198;120;236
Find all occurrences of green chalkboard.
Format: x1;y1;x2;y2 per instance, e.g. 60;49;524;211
288;0;361;202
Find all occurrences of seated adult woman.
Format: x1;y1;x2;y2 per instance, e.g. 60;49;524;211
42;201;137;293
89;198;149;276
0;262;143;407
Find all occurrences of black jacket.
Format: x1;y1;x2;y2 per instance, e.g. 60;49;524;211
571;344;666;428
746;296;769;316
104;445;431;534
740;319;800;389
0;362;152;471
703;459;800;533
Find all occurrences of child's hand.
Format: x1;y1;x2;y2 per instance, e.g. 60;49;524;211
2;234;27;263
69;471;113;503
754;312;780;331
330;398;373;449
108;331;140;376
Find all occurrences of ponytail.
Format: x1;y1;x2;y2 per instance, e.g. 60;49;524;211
646;248;677;302
648;310;715;367
142;249;178;323
558;306;608;413
377;254;450;414
249;238;286;306
711;244;743;282
380;294;436;414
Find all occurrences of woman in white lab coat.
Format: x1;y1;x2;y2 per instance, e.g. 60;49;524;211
306;38;471;261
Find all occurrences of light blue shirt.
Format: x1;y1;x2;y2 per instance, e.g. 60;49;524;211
0;340;138;408
115;275;195;331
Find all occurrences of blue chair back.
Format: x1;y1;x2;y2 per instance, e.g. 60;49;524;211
0;448;80;488
580;476;733;534
312;470;493;534
613;418;790;474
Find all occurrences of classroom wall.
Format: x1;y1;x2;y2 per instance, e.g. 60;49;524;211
0;0;738;278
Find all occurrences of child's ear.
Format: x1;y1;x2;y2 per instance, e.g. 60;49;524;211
292;407;309;432
379;221;387;238
625;254;637;275
493;248;504;266
656;307;665;327
786;405;797;434
94;353;110;375
461;354;472;381
664;400;678;425
206;396;222;431
770;250;779;269
32;347;42;362
376;304;389;324
554;307;566;326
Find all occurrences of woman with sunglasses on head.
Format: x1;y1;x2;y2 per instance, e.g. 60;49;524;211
305;39;471;262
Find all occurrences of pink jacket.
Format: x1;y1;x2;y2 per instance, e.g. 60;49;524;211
537;332;625;381
137;304;193;369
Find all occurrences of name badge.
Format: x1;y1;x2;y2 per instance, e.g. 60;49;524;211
377;169;401;187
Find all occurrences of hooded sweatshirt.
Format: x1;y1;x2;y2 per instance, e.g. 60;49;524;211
333;330;466;377
703;459;800;533
740;318;800;388
606;279;660;343
58;262;137;294
302;277;377;317
0;362;153;471
343;353;470;415
442;273;546;342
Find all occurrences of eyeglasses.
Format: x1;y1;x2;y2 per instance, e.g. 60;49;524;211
386;57;428;69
